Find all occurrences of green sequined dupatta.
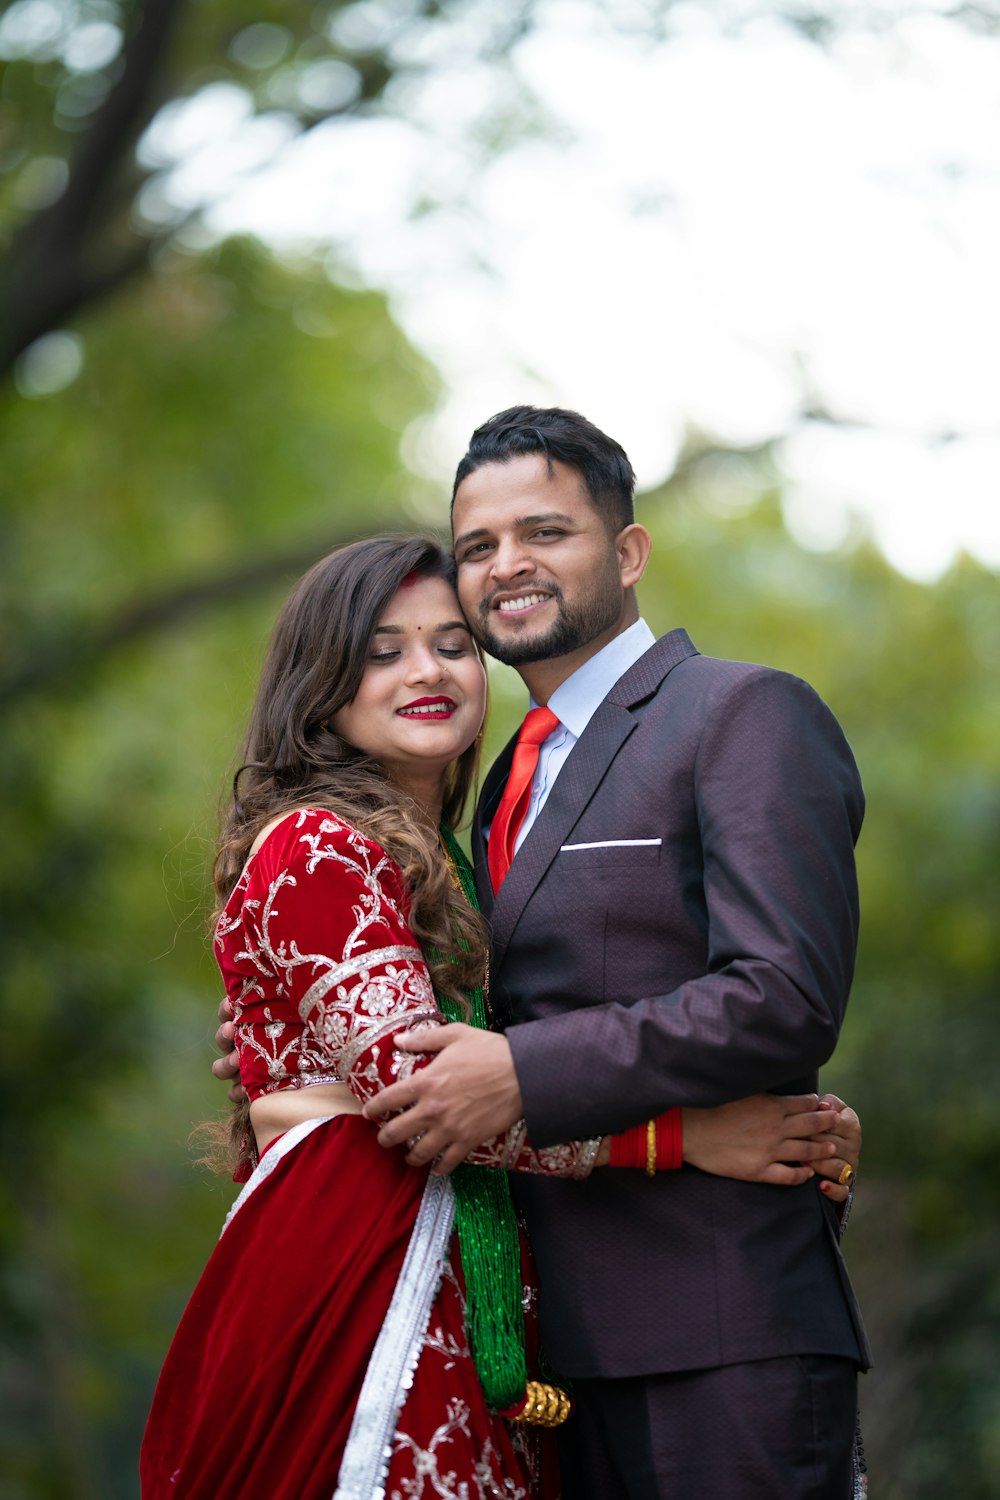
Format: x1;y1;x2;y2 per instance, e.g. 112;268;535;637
436;824;527;1411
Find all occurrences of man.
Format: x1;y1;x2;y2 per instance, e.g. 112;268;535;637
366;406;870;1498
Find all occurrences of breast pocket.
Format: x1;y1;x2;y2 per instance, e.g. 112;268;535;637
545;839;676;1001
557;838;662;871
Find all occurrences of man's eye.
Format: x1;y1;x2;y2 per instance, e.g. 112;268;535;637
461;542;492;560
533;528;565;540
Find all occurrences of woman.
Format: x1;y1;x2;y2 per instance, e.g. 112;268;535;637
141;535;860;1500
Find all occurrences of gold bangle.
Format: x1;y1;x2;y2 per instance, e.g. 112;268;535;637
646;1118;657;1177
507;1379;573;1427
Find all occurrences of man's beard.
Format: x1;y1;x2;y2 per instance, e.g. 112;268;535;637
472;580;623;666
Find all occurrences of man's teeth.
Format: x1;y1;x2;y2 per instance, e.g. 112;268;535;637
498;594;549;613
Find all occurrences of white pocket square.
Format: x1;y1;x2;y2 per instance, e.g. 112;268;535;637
559;838;662;851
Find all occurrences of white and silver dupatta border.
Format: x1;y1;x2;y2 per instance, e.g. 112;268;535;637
333;1171;455;1500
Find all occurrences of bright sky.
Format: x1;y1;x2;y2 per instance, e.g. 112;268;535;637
159;2;1000;578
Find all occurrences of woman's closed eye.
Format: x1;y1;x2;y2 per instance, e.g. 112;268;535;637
369;640;469;663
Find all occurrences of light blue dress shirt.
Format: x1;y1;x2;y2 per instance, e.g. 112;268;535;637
511;617;657;857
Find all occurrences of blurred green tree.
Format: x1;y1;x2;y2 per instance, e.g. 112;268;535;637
0;236;442;1499
0;0;541;376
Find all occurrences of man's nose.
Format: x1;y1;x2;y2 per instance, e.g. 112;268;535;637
490;537;534;583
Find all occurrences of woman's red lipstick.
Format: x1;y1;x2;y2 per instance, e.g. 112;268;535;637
396;696;456;718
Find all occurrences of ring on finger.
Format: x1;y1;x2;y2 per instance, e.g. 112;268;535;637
837;1163;855;1188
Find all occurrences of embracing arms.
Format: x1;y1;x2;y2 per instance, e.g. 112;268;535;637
363;667;864;1181
221;812;599;1179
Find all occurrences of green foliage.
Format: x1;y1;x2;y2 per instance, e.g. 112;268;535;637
0;0;543;373
0;236;441;1499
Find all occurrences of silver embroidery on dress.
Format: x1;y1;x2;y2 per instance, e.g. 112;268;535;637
299;945;426;1019
467;1120;602;1179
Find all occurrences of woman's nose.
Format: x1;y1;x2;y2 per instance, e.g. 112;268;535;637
405;645;448;684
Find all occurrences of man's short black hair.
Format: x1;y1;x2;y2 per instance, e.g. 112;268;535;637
452;405;635;534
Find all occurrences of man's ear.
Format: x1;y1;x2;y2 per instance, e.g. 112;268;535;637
616;524;652;589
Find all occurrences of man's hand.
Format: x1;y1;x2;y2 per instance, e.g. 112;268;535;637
212;996;246;1103
362;1024;522;1175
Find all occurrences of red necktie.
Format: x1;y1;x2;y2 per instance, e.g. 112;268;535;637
488;706;560;892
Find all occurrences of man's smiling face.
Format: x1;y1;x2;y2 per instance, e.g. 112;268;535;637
451;453;630;670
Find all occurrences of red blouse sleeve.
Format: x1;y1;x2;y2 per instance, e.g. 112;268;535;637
239;810;442;1106
465;1126;601;1179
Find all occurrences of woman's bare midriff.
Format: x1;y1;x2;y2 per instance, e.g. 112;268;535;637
250;1082;363;1156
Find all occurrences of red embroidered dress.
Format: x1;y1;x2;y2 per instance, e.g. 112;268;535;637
141;810;597;1500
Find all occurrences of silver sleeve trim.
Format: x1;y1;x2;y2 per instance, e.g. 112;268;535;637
333;1172;455;1500
297;944;424;1021
503;1119;528;1170
340;1009;442;1081
575;1136;603;1179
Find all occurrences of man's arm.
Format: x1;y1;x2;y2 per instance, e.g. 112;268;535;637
507;669;864;1143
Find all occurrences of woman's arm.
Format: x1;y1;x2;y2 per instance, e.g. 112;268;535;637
468;1090;860;1189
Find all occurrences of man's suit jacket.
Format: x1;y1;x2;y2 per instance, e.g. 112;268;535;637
472;629;871;1379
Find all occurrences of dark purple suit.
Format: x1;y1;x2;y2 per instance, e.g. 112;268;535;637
473;630;869;1492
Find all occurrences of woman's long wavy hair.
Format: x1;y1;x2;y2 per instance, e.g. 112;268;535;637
209;534;490;1175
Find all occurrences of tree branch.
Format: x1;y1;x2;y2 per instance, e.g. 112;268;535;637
0;0;187;374
0;524;396;707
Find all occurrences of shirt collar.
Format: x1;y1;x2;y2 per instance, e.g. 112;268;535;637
531;618;657;740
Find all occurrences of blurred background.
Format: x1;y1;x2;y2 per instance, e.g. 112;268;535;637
1;1;998;1495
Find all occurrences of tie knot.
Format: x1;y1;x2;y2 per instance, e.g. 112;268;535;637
519;706;560;747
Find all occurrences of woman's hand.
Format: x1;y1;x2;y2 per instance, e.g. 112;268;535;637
810;1093;861;1205
681;1091;860;1202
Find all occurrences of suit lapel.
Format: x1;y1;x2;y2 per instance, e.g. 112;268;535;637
607;626;697;708
476;629;700;968
488;700;636;969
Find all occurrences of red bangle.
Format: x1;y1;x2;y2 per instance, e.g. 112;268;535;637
609;1110;683;1171
609;1122;647;1169
656;1107;683;1170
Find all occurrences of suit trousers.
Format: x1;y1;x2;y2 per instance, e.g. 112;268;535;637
557;1354;858;1500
